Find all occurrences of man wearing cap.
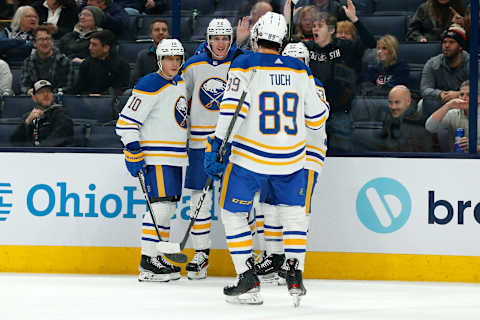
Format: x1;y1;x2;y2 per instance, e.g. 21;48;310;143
11;80;73;147
420;25;471;109
20;25;74;95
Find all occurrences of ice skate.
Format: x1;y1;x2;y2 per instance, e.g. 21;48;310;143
285;258;306;307
138;255;180;282
186;249;209;280
224;257;263;305
255;253;285;284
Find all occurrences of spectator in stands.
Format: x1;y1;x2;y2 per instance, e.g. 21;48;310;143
425;80;480;152
291;0;347;21
75;30;130;96
142;0;168;15
291;5;317;41
86;0;129;40
132;19;169;85
407;0;465;42
20;25;74;95
450;4;479;53
336;20;356;40
420;25;469;112
58;6;104;64
11;79;73;147
0;0;16;19
116;0;168;15
236;1;273;49
0;58;13;95
237;0;280;19
0;5;38;64
32;0;78;39
359;35;409;96
374;85;435;152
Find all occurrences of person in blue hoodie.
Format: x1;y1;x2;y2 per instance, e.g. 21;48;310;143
360;34;409;96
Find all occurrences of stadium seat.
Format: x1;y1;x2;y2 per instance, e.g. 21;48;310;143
215;0;244;12
352;121;383;152
180;0;215;14
359;15;408;41
118;41;154;64
2;96;34;119
190;15;236;41
183;41;203;59
407;66;422;94
136;15;192;40
374;0;425;14
339;0;375;14
0;119;23;146
350;97;389;122
399;42;441;67
63;95;115;123
87;124;123;148
10;67;22;96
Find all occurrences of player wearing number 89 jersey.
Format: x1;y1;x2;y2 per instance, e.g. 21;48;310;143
116;39;188;282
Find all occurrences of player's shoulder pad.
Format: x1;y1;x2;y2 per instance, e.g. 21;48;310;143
134;72;171;94
182;52;210;72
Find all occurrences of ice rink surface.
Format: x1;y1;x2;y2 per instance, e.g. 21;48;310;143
1;273;480;320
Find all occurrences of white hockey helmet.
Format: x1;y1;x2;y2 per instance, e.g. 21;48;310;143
156;39;185;72
255;12;288;47
282;42;310;66
206;18;233;58
249;21;259;51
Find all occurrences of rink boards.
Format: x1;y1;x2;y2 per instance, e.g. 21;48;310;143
1;153;480;282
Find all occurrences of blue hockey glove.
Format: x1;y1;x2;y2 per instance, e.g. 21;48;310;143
204;136;229;180
123;141;146;177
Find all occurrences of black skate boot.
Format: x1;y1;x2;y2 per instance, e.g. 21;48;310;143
138;255;174;282
186;249;209;280
285;258;306;307
255;253;285;284
158;255;181;280
224;257;263;305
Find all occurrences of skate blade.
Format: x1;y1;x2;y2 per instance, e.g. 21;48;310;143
169;272;181;281
276;276;286;286
291;294;301;308
187;270;207;280
225;292;263;305
138;271;170;282
259;273;279;284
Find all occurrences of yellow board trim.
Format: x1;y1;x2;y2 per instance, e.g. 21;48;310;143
2;246;480;282
155;165;166;197
219;163;233;208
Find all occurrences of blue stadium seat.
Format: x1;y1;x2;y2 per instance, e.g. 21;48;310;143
118;41;154;64
63;95;115;123
352;121;384;152
351;97;389;122
87;124;123;148
374;0;425;14
407;66;422;93
180;0;215;14
136;15;192;40
190;15;236;41
360;15;407;41
10;67;22;96
399;42;441;67
0;120;23;146
339;0;374;14
2;96;34;119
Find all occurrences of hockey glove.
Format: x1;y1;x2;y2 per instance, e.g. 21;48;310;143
204;136;230;180
123;141;146;177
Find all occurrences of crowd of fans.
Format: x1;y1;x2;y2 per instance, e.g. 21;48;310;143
0;0;477;153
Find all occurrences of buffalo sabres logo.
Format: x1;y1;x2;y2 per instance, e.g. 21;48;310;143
199;77;226;111
174;95;188;129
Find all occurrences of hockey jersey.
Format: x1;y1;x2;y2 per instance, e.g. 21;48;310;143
116;72;188;167
215;52;329;175
305;78;329;174
182;49;236;149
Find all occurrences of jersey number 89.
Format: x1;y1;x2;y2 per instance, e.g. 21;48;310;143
259;91;298;135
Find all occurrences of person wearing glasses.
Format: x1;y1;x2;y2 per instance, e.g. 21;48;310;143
20;25;74;95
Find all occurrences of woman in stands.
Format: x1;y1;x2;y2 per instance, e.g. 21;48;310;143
0;5;38;65
58;6;104;64
359;34;409;96
336;20;356;40
33;0;78;39
292;5;317;41
407;0;465;42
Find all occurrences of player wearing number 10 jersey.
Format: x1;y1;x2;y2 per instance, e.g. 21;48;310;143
204;12;329;305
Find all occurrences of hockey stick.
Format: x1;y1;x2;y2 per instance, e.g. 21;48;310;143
158;68;257;254
288;0;299;42
137;171;188;263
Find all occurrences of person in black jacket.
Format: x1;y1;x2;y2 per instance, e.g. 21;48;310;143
75;30;130;95
32;0;78;39
87;0;129;40
303;0;376;151
11;79;73;147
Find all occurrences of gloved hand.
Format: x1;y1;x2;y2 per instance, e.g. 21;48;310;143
123;141;146;177
204;136;229;180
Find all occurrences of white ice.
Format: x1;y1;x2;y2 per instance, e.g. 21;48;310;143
1;274;480;320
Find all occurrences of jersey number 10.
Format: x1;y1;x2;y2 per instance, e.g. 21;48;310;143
259;91;298;135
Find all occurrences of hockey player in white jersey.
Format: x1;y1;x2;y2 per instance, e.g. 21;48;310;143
255;42;329;284
181;18;237;280
116;39;188;282
204;12;329;306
